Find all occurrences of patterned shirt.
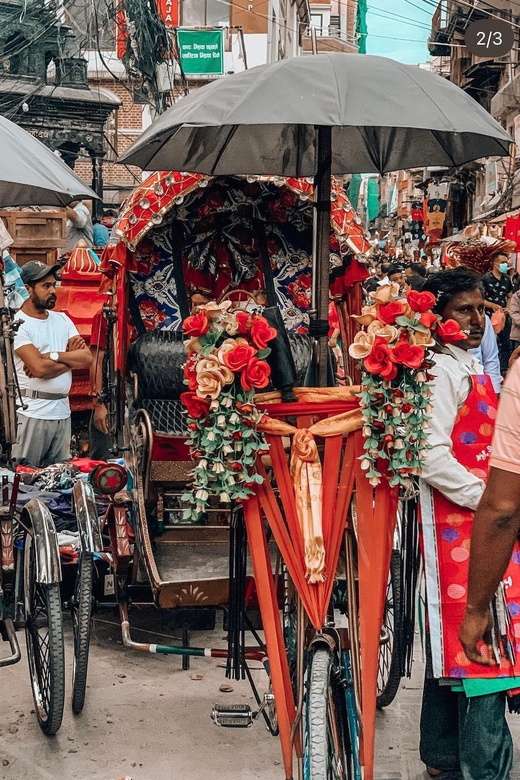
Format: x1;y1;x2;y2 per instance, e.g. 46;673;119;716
482;271;513;312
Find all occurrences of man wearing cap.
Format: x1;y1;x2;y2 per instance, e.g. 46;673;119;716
12;261;92;467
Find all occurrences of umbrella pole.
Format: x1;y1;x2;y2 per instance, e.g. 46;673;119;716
313;125;332;387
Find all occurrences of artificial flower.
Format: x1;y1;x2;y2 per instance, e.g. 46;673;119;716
180;392;210;419
223;343;258;372
419;311;437;328
195;372;222;400
197;300;232;318
183;311;209;337
390;341;425;370
222;313;239;335
437;319;467;344
363;338;398;380
367;321;399;343
183;359;198;391
235;310;252;334
241;357;271;391
217;338;238;363
407;290;436;313
250;315;277;349
351;305;378;326
196;355;234;386
411;330;436;348
185;337;202;354
348;330;376;360
372;283;400;305
377;301;407;325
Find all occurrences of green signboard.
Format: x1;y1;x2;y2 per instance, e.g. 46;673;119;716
177;29;224;76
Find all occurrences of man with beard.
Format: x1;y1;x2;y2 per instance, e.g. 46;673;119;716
13;262;92;466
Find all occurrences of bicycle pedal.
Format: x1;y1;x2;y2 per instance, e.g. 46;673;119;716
212;703;253;728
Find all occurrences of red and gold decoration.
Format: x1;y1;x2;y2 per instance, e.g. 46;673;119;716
180;302;277;518
349;284;466;488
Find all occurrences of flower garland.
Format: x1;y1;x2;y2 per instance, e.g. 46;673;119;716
180;301;277;520
348;284;466;488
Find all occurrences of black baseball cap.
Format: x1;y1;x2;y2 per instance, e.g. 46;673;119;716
20;261;61;285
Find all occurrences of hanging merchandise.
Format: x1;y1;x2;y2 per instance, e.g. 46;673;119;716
425;182;449;244
348;173;362;211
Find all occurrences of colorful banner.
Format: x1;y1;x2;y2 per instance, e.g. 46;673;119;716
505;215;520;252
425;182;449;244
177;29;224;75
157;0;179;26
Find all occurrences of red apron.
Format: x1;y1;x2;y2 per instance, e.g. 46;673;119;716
422;373;520;679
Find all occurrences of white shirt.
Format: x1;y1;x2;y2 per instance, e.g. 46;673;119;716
419;345;486;511
14;310;78;420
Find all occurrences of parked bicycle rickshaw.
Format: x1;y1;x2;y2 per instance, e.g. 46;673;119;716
61;169;415;780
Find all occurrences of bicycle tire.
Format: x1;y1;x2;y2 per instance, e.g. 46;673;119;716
377;549;403;709
24;532;65;736
71;551;94;715
305;646;353;780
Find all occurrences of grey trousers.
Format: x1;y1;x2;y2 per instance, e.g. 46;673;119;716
12;414;71;467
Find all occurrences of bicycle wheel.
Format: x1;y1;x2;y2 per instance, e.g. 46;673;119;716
24;531;65;735
377;549;403;709
71;551;94;714
304;646;353;780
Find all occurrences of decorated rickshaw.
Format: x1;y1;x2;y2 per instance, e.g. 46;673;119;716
59;168;423;780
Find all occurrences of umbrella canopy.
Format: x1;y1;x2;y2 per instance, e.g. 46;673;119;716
0;116;98;207
120;53;512;177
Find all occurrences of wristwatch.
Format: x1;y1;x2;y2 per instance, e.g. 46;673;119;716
49;351;60;362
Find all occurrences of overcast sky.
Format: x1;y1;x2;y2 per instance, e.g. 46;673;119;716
366;0;431;64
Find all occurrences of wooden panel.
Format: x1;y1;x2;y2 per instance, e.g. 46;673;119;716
231;0;268;34
8;247;58;267
0;210;67;249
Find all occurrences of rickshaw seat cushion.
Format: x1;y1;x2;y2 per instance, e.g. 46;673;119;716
128;330;186;401
151;433;191;463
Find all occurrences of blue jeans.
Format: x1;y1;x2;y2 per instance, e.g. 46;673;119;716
420;676;513;780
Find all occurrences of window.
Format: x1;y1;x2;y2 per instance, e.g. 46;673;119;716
310;13;323;35
180;0;230;27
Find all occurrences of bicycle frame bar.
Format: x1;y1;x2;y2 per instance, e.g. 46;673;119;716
118;603;265;661
73;481;103;553
20;499;61;584
0;618;21;667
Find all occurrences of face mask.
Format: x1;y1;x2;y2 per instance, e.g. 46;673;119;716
499;262;508;274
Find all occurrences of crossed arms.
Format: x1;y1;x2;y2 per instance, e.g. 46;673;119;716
15;335;93;379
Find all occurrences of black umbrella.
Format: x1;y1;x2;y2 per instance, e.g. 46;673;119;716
120;53;512;382
0;115;98;207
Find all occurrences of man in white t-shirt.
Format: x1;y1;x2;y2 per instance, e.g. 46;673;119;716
12;261;92;467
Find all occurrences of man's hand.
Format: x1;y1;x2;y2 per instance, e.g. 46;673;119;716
68;335;87;352
93;402;109;435
23;364;35;378
458;607;494;665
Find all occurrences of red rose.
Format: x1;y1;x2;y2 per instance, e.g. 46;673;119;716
180;392;210;419
390;341;425;369
250;316;277;350
407;290;436;313
419;311;437;328
235;310;251;334
377;301;406;325
363;338;397;380
222;343;257;372
183;311;209;337
293;291;311;310
183;359;198;391
437;319;467;344
297;274;312;290
287;282;299;296
232;431;243;440
241;357;271;391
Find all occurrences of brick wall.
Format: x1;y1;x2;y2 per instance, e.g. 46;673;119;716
74;76;144;205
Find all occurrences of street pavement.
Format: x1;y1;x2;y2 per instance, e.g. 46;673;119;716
1;612;520;780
